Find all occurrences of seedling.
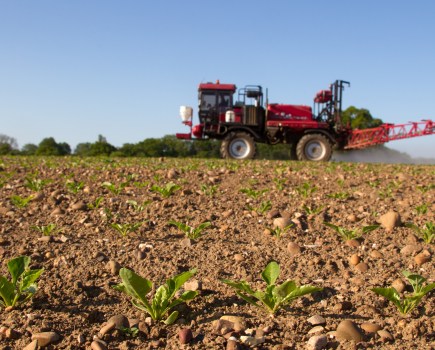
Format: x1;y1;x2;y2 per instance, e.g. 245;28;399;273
296;182;317;198
31;223;60;236
257;200;272;215
273;178;286;191
302;204;324;216
88;196;104;210
247;200;272;215
240;188;268;199
113;268;198;324
111;222;142;237
10;195;34;208
127;199;152;212
222;261;322;314
268;224;294;239
367;179;381;188
416;184;434;194
200;184;218;197
24;176;50;191
405;222;434;244
169;221;211;240
66;180;84;194
414;204;428;215
0;256;44;309
151;182;181;198
324;222;379;241
119;326;139;337
133;181;150;188
326;192;350;200
371;271;435;315
102;181;127;195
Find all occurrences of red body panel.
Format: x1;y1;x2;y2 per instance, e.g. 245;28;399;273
266;119;329;130
267;103;313;120
192;124;204;138
199;83;236;92
314;90;332;103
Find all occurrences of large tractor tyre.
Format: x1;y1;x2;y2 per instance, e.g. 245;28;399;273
296;134;332;161
220;132;256;160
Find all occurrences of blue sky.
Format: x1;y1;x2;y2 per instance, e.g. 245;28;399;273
1;1;434;158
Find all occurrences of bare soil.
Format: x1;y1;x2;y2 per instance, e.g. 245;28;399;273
0;157;434;350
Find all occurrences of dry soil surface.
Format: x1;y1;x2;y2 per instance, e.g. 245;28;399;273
0;157;434;350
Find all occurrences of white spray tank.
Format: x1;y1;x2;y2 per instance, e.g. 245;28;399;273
179;106;193;122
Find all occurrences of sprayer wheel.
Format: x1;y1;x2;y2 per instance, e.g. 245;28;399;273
220;132;256;160
296;134;332;161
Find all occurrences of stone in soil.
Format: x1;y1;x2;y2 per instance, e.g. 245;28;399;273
349;253;360;266
414;249;431;265
335;320;363;342
273;217;292;229
23;340;38;350
178;327;193;344
287;242;301;256
391;278;406;293
31;331;60;347
306;334;328;350
400;244;421;256
355;262;368;273
377;329;394;342
307;315;326;326
360;322;382;333
378;211;401;232
184;278;202;291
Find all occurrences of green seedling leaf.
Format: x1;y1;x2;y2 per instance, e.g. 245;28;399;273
0;256;43;309
8;256;30;285
0;276;15;307
222;261;322;314
113;267;198;323
372;270;435;315
164;311;179;325
262;261;280;286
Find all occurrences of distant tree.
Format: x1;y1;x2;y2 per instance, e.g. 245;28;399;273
58;142;72;155
74;143;92;156
0;143;13;155
342;106;383;129
0;134;19;154
89;141;117;156
0;134;18;149
21;143;38;155
36;137;70;156
115;143;137;157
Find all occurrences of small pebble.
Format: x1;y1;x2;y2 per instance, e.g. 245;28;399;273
379;211;401;231
361;322;382;333
287;242;301;256
234;254;244;262
307;315;326;326
335;320;363;342
306;334;328;350
349;254;360;266
415;250;431;266
355;262;368;273
377;329;394;342
31;331;60;347
391;279;406;293
178;328;193;344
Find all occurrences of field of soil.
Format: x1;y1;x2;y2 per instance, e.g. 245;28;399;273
0;156;434;350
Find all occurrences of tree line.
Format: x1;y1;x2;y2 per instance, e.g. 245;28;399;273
0;133;298;159
1;106;382;159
